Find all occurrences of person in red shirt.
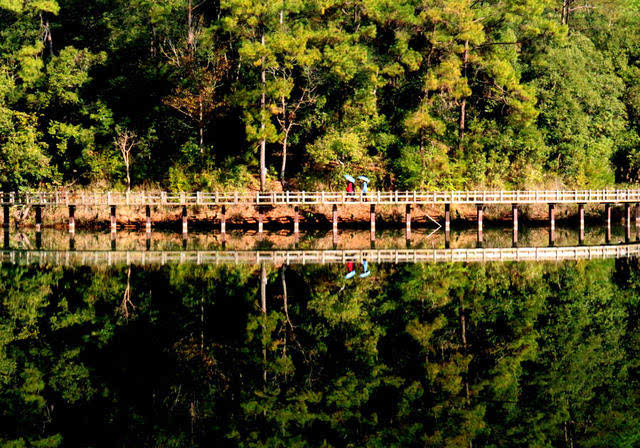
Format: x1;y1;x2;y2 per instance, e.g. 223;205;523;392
346;181;354;194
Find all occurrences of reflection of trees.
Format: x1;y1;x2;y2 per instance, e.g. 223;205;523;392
0;259;639;446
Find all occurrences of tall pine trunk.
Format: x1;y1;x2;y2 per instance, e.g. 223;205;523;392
260;32;267;191
458;40;469;154
279;9;286;185
199;92;204;151
280;96;288;184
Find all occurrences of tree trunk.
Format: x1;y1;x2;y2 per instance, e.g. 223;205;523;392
125;161;131;193
260;264;268;396
187;0;194;51
458;40;469;154
260;32;267;191
280;96;288;184
42;14;53;55
199;92;204;151
280;132;288;185
561;0;569;25
278;8;286;186
459;296;470;405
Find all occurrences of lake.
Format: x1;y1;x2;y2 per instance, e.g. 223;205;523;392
1;226;639;447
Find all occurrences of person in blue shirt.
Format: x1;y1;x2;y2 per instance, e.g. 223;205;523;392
358;176;370;197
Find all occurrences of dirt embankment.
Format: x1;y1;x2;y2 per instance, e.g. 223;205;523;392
5;202;622;231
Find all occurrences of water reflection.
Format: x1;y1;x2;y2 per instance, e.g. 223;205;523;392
1;228;639;446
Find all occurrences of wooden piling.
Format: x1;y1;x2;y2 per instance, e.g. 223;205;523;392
68;205;75;234
578;203;585;245
625;203;631;242
182;205;188;235
110;205;117;234
549;203;556;246
258;207;264;234
476;204;483;246
3;205;9;229
35;205;42;232
221;205;226;234
145;232;151;251
293;206;299;235
370;204;376;241
332;204;338;235
145;205;152;233
35;231;41;250
605;203;612;243
636;204;640;240
512;204;518;247
110;231;116;251
3;230;9;249
405;204;412;241
445;204;451;248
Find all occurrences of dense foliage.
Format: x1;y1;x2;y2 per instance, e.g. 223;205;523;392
1;0;640;191
1;259;640;446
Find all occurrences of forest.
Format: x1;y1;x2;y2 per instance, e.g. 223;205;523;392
1;0;640;192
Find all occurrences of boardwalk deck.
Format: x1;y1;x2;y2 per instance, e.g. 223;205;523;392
2;189;640;206
2;243;639;266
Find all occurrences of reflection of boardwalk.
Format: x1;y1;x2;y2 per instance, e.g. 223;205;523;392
2;244;640;266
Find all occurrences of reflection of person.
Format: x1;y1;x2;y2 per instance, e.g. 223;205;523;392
359;260;371;278
345;260;371;280
345;261;356;279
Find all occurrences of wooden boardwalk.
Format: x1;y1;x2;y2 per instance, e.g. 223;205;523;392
3;190;640;246
2;243;639;266
2;189;640;206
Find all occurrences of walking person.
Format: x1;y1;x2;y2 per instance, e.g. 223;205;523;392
344;175;356;201
358;176;370;200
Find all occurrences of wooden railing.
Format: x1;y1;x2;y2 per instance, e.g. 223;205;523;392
2;244;639;266
2;189;640;206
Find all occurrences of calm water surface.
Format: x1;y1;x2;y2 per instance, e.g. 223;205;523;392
1;226;639;447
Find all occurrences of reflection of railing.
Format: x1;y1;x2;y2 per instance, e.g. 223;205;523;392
3;190;640;206
2;244;640;266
